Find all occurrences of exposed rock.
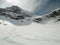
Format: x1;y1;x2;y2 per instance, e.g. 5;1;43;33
0;6;33;20
33;8;60;23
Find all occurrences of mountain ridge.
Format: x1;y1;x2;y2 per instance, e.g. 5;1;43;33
0;6;33;20
33;8;60;24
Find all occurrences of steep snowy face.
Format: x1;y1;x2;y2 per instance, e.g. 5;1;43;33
33;8;60;24
0;6;33;26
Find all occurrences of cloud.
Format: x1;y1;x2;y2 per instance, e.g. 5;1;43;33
0;0;6;7
34;0;48;11
33;0;51;15
0;0;39;12
34;0;60;15
16;0;38;12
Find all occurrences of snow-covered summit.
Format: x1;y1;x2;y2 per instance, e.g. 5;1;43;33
0;6;33;26
33;8;60;24
0;6;33;20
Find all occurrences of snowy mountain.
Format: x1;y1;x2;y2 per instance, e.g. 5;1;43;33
0;6;33;26
33;8;60;24
0;6;60;25
0;6;33;19
0;6;60;45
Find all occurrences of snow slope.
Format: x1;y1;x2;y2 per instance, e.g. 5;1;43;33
0;22;60;45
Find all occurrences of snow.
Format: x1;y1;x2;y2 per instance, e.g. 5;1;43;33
0;20;60;45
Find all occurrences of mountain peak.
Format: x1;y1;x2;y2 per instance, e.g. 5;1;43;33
33;8;60;24
49;8;60;17
0;6;33;20
0;6;33;26
6;5;22;14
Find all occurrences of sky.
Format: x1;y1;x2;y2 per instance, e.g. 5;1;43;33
34;0;60;15
0;0;60;15
0;0;38;12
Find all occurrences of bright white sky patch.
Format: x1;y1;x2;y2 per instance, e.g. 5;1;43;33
5;0;39;12
6;0;14;3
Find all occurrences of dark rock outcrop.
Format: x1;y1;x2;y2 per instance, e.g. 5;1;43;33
0;6;33;20
33;8;60;23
